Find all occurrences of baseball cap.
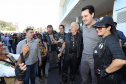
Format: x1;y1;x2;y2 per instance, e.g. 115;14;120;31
93;16;114;28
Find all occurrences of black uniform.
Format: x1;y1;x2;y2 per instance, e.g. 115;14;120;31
93;34;126;84
62;32;83;83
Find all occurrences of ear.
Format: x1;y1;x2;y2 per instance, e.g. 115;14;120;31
107;26;111;31
91;12;94;18
76;27;79;31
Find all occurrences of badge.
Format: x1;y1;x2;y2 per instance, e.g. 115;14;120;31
99;43;103;49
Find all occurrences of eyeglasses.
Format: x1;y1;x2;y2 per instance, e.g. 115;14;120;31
39;41;42;43
96;27;106;30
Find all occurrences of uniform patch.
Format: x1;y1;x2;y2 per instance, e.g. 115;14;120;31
99;43;103;49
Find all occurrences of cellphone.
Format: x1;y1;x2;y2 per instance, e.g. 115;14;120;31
20;52;25;64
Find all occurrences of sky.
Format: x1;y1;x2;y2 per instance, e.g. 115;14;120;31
0;0;60;32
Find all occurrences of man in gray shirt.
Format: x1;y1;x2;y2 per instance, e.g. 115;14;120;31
80;5;101;84
16;28;42;84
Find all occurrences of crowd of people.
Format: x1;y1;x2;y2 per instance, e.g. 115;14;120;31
0;5;126;84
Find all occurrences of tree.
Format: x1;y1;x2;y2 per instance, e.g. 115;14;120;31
0;20;16;31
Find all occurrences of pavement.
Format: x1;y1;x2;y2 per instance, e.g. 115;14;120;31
35;62;82;84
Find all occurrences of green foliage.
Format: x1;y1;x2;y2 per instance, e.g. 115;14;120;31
0;20;16;31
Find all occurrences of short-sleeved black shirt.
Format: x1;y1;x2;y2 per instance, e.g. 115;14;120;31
106;35;126;60
93;34;126;71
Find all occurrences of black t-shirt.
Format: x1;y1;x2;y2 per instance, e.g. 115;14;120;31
93;34;126;72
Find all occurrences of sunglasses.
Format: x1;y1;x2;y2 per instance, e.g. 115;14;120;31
96;27;106;30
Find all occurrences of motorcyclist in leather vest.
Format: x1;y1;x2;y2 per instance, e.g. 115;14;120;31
93;16;126;84
43;25;60;72
58;22;83;84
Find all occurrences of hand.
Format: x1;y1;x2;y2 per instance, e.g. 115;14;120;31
15;63;26;81
96;69;109;78
21;44;30;58
58;53;62;58
58;39;63;42
39;61;42;66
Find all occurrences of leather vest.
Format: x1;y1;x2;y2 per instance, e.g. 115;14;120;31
44;31;57;51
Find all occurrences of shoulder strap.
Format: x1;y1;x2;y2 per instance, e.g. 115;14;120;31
0;59;15;66
5;53;17;66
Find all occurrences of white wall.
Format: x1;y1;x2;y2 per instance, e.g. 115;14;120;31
113;0;126;36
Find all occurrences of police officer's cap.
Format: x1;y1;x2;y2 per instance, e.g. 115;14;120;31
93;16;114;28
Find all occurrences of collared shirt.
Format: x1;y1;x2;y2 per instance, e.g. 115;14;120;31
82;25;102;54
16;39;41;65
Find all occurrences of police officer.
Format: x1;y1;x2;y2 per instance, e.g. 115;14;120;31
58;22;83;84
93;16;126;84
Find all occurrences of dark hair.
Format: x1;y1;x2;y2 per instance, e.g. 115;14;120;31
26;28;33;32
13;34;17;36
105;24;119;39
47;25;53;28
59;25;65;29
81;5;95;17
113;22;117;27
